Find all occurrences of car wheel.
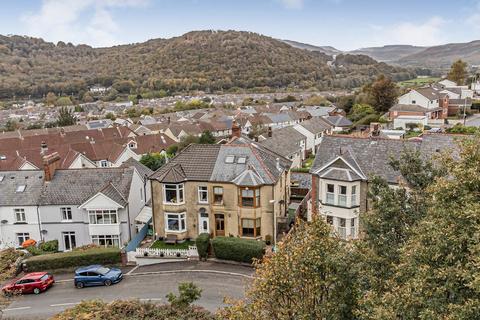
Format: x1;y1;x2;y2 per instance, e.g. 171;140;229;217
104;279;112;286
33;288;41;295
76;282;84;289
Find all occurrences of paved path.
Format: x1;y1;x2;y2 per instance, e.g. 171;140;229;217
2;261;253;319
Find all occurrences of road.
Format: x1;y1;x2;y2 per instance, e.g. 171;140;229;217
466;114;480;127
2;262;253;319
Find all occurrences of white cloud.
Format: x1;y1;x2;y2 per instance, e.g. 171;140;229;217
21;0;149;47
279;0;304;9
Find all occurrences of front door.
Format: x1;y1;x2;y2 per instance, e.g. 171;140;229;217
199;211;209;234
215;214;225;236
63;232;76;251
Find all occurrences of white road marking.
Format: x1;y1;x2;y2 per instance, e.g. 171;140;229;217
3;306;31;312
50;302;80;307
126;265;139;275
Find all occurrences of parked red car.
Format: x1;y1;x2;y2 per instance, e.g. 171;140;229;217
2;272;54;295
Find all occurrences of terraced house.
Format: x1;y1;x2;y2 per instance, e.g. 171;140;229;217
150;136;291;242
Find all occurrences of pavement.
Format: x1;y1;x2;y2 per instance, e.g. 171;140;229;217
2;261;254;319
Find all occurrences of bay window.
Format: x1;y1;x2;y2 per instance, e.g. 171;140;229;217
88;210;118;224
338;185;347;207
338;218;347;239
240;187;260;207
163;184;184;204
350;218;357;238
241;218;261;237
198;186;208;203
165;212;186;232
326;184;335;205
91;235;120;247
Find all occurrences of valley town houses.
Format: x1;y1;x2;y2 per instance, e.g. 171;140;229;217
149;134;291;242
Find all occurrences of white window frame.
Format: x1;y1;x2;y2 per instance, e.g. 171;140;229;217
326;184;335;205
351;185;357;207
100;160;108;167
163;183;185;205
198;186;208;204
91;234;120;247
338;185;347;207
14;208;26;223
17;232;30;246
88;209;118;225
63;231;76;251
164;212;187;233
61;207;73;221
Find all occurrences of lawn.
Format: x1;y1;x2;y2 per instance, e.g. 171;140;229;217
150;240;195;250
397;77;440;88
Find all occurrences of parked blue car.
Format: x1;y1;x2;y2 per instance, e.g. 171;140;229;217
74;265;123;289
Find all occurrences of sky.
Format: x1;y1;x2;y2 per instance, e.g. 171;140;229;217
0;0;479;51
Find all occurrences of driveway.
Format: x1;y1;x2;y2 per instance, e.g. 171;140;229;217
2;261;253;319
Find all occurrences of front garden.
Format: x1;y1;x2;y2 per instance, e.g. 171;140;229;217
150;240;195;250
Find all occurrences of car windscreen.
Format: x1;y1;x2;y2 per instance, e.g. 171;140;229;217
96;267;110;275
40;274;49;281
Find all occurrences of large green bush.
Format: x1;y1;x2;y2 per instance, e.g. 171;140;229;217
24;248;121;271
39;240;59;252
196;233;210;259
212;237;265;264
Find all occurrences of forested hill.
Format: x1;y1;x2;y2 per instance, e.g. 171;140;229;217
0;30;414;99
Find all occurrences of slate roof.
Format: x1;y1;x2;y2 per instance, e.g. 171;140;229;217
265;113;292;124
323;116;353;128
0;171;44;206
151;137;291;186
150;144;221;182
291;172;311;189
311;135;460;184
311;136;421;183
298;117;332;134
304;106;334;117
120;158;153;181
39;168;134;205
259;126;306;158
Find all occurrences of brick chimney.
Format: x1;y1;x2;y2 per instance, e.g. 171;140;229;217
43;152;61;182
231;121;241;138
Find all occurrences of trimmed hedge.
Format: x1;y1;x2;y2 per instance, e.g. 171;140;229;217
196;233;210;259
211;237;265;264
24;248;121;271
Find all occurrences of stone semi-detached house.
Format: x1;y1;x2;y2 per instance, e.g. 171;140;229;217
309;134;458;240
150;135;291;242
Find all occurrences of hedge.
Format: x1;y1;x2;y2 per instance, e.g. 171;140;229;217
196;233;210;260
24;248;121;272
211;237;265;264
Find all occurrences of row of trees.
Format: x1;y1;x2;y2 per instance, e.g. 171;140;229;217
222;135;480;319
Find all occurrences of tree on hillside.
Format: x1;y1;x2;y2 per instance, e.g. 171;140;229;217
221;216;358;319
364;74;398;113
367;135;480;319
199;130;215;144
56;96;73;107
447;59;468;85
56;107;77;127
45;92;57;106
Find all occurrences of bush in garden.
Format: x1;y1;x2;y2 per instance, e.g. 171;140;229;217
195;233;210;260
212;237;265;263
